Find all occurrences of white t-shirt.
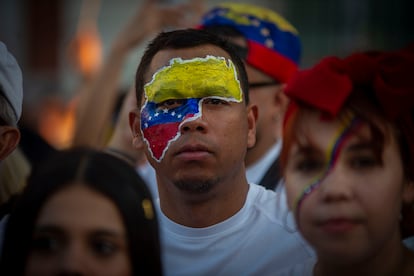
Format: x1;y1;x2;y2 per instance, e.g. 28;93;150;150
157;184;315;276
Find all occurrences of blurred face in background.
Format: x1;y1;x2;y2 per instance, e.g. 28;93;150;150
25;184;131;276
283;109;414;264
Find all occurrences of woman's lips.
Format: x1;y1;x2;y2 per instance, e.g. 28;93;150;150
318;218;360;234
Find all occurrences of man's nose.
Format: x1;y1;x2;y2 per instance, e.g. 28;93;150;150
180;116;207;133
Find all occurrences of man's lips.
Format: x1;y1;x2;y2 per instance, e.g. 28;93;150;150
175;144;212;160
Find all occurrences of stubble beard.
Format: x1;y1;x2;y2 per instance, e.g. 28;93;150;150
174;177;220;193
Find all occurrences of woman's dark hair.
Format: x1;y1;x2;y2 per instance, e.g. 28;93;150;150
0;147;162;275
135;28;249;106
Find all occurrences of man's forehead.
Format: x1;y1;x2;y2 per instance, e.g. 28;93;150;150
147;46;232;78
143;55;243;104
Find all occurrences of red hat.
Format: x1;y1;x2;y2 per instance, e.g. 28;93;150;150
284;46;414;120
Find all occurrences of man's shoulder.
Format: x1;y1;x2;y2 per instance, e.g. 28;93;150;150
247;183;280;205
246;183;289;223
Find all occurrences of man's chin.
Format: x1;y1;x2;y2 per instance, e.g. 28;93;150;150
174;178;218;194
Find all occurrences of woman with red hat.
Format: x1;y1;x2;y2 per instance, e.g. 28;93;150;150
279;45;414;275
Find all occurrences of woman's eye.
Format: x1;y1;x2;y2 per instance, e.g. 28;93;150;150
349;155;378;169
91;239;118;257
31;236;61;254
294;159;324;174
203;98;228;105
156;99;185;110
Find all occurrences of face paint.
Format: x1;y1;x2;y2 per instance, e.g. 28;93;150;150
293;113;362;221
141;55;243;162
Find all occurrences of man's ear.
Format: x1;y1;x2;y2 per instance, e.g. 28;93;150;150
129;109;144;149
274;84;289;108
246;104;257;149
273;86;290;139
0;126;21;161
275;84;289;114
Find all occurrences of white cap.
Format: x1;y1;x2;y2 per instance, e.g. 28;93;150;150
0;41;23;124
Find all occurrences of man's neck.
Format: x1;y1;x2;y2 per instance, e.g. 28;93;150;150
158;178;250;228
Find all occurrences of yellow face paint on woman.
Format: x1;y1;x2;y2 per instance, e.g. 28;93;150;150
144;55;243;103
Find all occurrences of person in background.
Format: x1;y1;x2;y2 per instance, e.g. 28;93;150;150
129;28;314;275
0;147;31;219
0;41;23;163
279;45;414;275
0;41;31;221
198;2;301;190
0;147;162;275
18;98;57;168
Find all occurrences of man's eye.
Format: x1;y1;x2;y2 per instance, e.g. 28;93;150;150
203;98;228;105
91;239;118;257
156;99;185;110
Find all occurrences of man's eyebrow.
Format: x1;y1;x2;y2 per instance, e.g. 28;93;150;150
157;87;181;94
160;85;231;98
200;85;232;95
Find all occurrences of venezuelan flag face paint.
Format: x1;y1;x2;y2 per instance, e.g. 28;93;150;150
140;55;243;162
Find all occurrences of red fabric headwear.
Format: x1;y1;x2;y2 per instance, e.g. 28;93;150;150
285;44;414;119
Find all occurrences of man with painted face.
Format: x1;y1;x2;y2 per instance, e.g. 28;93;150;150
129;29;314;275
